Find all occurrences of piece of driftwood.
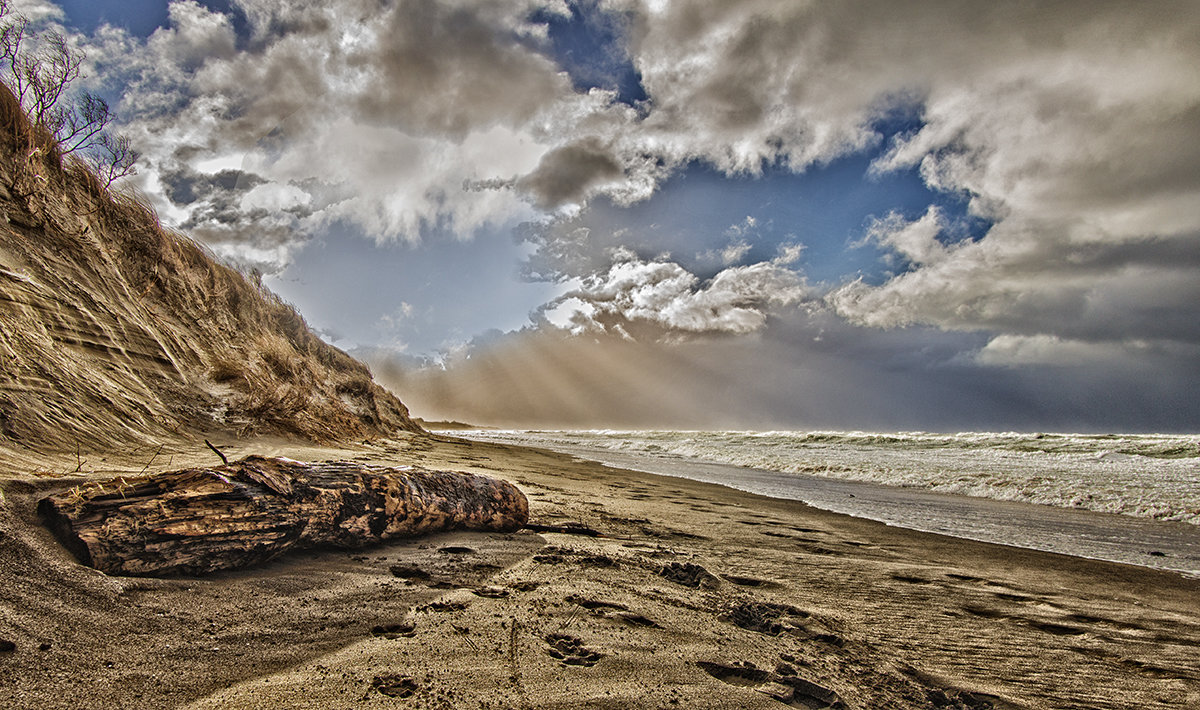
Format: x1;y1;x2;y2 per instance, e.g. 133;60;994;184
38;456;529;576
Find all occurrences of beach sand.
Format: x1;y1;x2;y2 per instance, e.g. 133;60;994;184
1;433;1198;709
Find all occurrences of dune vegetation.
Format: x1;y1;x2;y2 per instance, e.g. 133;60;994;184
0;78;420;451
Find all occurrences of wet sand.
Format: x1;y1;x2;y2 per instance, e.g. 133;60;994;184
2;433;1198;709
479;441;1200;576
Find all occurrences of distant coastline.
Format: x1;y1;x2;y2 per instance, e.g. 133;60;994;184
417;418;494;431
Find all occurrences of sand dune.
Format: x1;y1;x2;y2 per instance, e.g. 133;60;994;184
0;81;419;450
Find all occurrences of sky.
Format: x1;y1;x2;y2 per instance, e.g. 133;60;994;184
18;0;1200;431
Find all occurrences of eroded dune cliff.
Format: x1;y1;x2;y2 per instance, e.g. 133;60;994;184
0;85;420;451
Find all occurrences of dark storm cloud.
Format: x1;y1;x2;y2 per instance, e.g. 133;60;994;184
517;139;624;208
162;167;264;206
830;218;1200;349
356;0;569;139
151;157;315;268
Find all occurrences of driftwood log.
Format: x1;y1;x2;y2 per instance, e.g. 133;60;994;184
38;456;529;576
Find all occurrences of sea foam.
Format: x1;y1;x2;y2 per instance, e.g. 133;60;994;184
450;429;1200;525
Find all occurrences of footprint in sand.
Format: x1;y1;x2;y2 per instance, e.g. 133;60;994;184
389;564;431;580
992;592;1038;603
721;601;847;647
722;601;809;636
723;574;779;589
1065;613;1147;632
567;596;627;612
962;604;1091;638
614;612;660;628
533;552;568;564
472;586;510;598
423;600;468;613
371;674;418;698
567;596;663;628
696;661;843;709
371;621;416;639
544;633;604;667
889;574;931;585
658;561;720;588
696;660;768;685
1026;620;1087;637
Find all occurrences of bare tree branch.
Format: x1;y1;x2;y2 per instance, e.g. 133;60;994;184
0;2;137;186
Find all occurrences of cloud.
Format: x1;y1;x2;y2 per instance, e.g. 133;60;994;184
80;0;593;271
544;249;810;335
354;0;570;139
715;240;751;266
693;217;759;266
159;0;237;69
829;226;1200;344
517;138;624;208
63;0;1198;366
8;0;63;23
973;335;1150;368
624;1;1199;353
860;207;949;267
774;242;805;266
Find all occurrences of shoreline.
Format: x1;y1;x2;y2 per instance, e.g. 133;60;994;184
2;434;1198;708
537;446;1200;578
444;430;1200;578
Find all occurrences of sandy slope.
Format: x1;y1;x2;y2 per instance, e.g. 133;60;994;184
0;81;420;452
1;434;1198;709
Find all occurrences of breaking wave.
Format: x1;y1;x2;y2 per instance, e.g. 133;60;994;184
450;429;1200;525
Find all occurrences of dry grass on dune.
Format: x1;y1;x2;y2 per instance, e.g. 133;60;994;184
0;82;421;452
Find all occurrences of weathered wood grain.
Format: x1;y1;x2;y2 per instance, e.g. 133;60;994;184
37;456;529;576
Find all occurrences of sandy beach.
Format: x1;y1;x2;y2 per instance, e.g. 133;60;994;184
1;1;1197;706
0;433;1197;709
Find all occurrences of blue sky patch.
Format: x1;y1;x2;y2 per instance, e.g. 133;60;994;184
57;0;246;39
531;1;647;105
527;145;989;288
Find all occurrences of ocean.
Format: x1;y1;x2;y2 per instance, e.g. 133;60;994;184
444;429;1200;576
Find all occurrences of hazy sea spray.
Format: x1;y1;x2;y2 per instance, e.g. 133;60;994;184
451;430;1200;525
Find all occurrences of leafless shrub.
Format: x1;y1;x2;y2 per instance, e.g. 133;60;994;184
0;0;137;186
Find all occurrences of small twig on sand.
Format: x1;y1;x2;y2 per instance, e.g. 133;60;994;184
204;439;229;466
451;624;478;652
72;443;85;473
139;443;166;474
555;605;581;633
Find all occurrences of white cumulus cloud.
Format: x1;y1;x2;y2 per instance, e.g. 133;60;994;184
546;250;810;335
